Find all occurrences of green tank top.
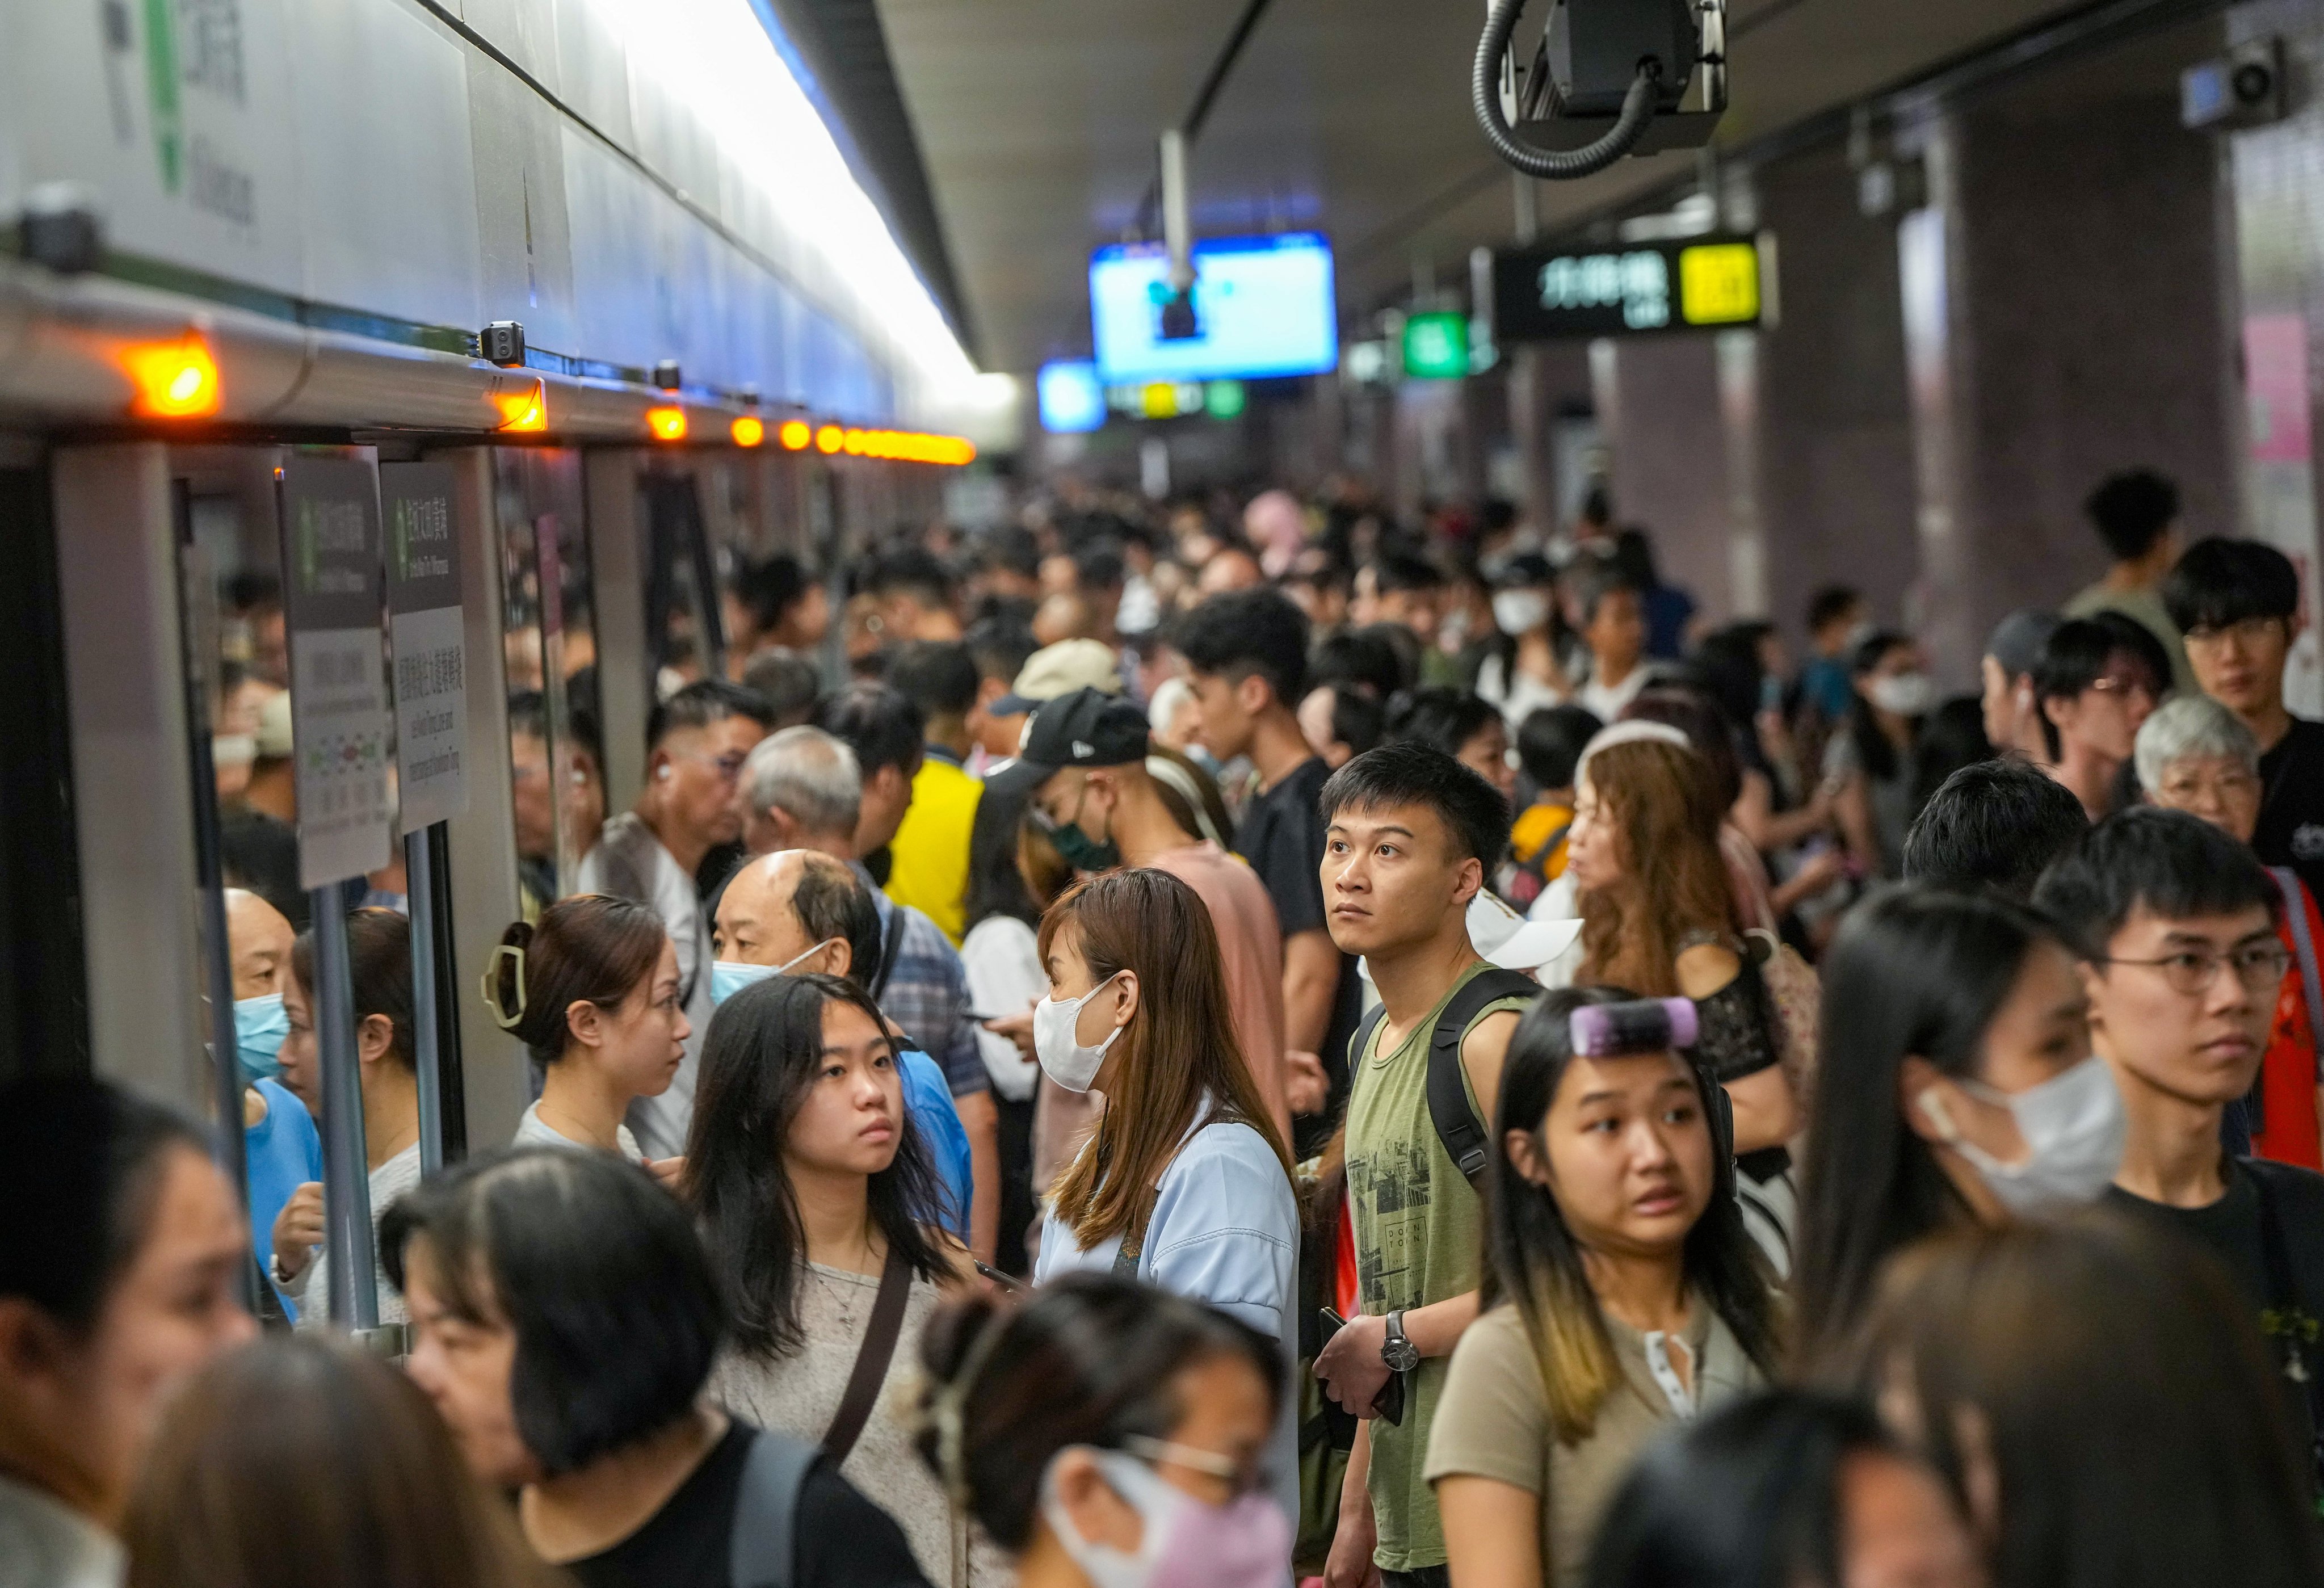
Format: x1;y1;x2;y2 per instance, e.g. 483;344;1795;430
1343;960;1533;1572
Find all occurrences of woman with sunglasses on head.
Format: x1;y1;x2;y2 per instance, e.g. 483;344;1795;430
1791;887;2121;1369
1428;987;1780;1588
1028;867;1302;1540
482;894;687;1177
689;972;987;1587
914;1274;1292;1588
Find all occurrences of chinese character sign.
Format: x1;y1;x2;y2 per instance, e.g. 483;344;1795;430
278;457;392;890
383;462;468;833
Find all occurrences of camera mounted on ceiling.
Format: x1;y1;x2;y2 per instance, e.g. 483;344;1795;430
1473;0;1728;180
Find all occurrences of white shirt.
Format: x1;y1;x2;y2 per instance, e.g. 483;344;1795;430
0;1474;120;1588
289;1142;422;1330
577;813;714;1160
1036;1111;1301;1542
1477;651;1569;728
1577;662;1656;725
960;915;1044;1102
514;1100;645;1163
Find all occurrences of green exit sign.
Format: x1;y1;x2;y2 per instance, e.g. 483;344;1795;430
1402;312;1469;380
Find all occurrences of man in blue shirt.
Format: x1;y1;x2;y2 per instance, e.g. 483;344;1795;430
711;848;976;1239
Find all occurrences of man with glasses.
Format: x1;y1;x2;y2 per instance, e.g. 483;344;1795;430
578;678;774;1158
2033;614;2168;820
2037;808;2324;1495
2165;537;2324;903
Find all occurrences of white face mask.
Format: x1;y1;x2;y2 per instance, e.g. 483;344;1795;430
1492;590;1549;637
1040;1447;1289;1588
1867;671;1935;717
1033;976;1127;1093
1917;1054;2127;1214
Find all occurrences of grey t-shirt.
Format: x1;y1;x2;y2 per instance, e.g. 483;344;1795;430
289;1142;422;1330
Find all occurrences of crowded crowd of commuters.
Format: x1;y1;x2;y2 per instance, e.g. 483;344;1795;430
12;467;2324;1588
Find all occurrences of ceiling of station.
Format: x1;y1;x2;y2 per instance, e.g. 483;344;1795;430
876;0;2183;373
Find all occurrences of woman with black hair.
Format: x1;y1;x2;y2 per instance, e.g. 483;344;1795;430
1428;986;1780;1588
1583;1389;1978;1588
1476;554;1577;728
1838;1218;2324;1588
1825;632;1933;879
913;1274;1291;1588
1791;888;2121;1368
1386;685;1517;804
384;1146;928;1588
271;908;422;1329
687;973;983;1586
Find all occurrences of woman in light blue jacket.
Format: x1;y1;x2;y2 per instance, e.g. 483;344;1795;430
1030;867;1302;1535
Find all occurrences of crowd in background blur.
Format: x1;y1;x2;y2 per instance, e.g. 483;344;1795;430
8;460;2324;1588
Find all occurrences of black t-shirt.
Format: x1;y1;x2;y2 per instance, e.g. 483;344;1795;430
2104;1158;2324;1480
2256;719;2324;904
566;1423;932;1588
1235;755;1362;1153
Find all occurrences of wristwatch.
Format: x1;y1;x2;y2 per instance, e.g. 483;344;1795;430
1381;1310;1421;1374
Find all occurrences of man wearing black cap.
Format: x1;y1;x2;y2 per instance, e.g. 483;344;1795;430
1981;609;2061;763
1023;687;1291;1140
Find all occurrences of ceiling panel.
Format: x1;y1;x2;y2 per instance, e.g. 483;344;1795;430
879;0;2166;372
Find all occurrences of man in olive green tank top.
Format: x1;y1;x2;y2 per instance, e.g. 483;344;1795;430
1312;745;1529;1588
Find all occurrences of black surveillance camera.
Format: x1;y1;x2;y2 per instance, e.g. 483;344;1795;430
18;183;104;275
480;321;526;367
1158;288;1201;342
2183;39;2285;130
1473;0;1728;180
653;359;683;391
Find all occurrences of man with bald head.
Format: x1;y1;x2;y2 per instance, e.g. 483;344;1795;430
711;850;974;1231
223;888;321;1316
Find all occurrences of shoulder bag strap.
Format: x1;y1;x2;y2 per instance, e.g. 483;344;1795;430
730;1430;820;1588
823;1243;914;1466
872;902;909;1002
1427;970;1541;1190
2270;869;2324;1089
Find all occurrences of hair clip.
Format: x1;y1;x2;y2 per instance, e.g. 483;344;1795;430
1569;996;1697;1058
931;1306;1015;1510
480;943;527;1030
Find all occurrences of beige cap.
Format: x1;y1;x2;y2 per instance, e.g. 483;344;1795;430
992;638;1123;715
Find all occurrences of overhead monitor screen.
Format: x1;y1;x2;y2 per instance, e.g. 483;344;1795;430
1090;233;1338;383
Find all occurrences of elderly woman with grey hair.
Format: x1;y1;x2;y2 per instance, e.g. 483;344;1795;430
2138;694;2324;1167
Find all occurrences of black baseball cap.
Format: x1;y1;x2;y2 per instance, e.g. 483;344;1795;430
1986;610;2061;681
1020;687;1150;774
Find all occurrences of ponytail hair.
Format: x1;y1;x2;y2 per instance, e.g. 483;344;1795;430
483;896;667;1066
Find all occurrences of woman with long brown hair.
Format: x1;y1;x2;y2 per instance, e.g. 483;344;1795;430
1566;726;1801;1175
1028;867;1302;1539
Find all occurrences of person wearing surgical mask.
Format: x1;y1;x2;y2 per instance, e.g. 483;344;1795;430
1475;556;1577;730
1825;633;1935;880
1028;869;1302;1547
1792;887;2123;1369
224;888;320;1316
2037;809;2324;1498
917;1275;1291;1588
712;850;975;1235
486;896;686;1177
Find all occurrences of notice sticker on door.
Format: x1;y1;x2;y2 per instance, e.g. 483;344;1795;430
383;462;468;832
278;457;393;889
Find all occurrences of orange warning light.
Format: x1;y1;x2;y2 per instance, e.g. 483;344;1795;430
778;419;812;451
814;425;844;454
494;383;549;432
120;334;222;419
731;415;766;447
647;406;688;442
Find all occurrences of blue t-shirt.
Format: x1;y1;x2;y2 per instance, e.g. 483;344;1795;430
244;1078;323;1318
899;1048;974;1237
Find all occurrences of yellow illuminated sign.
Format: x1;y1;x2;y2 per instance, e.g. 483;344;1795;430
1678;243;1760;327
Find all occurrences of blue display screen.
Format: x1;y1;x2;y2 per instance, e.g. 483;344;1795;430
1089;233;1338;383
1037;360;1107;433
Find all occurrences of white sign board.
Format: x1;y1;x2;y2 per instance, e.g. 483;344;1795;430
278;457;392;889
382;462;468;831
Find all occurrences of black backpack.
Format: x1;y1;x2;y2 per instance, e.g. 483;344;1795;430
1349;968;1543;1188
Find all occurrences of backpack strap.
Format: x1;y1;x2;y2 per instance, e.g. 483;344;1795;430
730;1429;820;1588
1518;820;1572;885
871;902;909;1002
2270;869;2324;1089
1427;969;1541;1189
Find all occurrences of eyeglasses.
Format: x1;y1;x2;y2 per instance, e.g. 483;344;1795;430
1119;1434;1266;1495
2184;616;2287;646
2087;674;2158;703
2101;942;2291;995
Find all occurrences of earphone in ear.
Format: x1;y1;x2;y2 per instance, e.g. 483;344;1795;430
656;764;673;781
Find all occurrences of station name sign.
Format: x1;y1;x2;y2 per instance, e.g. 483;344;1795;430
1491;234;1770;343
